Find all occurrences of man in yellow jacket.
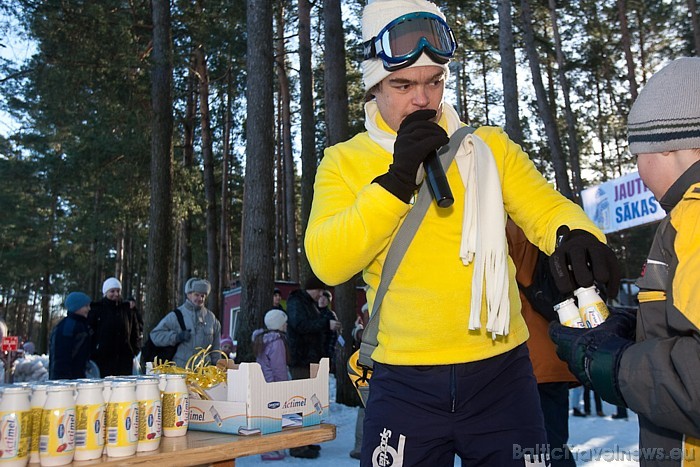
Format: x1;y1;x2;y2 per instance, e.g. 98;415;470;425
305;1;619;465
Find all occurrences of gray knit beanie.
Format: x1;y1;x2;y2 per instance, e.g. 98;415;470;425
627;57;700;154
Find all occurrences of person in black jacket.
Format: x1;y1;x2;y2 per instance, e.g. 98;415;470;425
89;277;141;376
286;274;341;460
318;290;340;372
50;292;93;379
287;275;341;379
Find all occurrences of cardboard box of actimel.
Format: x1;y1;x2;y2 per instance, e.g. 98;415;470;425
188;357;329;436
188;397;247;435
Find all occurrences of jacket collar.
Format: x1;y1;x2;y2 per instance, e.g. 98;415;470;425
659;159;700;212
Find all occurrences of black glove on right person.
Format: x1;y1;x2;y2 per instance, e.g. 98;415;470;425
374;109;449;203
549;227;621;299
549;308;636;407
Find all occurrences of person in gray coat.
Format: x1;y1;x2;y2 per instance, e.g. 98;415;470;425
150;278;221;368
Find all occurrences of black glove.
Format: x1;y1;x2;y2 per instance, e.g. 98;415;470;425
374;109;449;203
176;329;192;343
549;309;636;406
549;227;621;299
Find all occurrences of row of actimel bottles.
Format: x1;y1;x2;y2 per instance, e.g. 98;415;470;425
555;285;610;328
0;373;190;467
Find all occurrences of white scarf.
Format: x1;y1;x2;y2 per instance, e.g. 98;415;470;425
365;101;510;338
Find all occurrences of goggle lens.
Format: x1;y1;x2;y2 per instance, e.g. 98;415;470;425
363;12;457;72
382;16;453;58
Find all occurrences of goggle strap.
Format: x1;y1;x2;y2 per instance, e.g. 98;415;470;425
362;39;377;61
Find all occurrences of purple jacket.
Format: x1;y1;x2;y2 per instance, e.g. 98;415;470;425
251;329;289;383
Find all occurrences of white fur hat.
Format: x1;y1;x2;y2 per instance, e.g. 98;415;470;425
102;277;122;296
361;0;450;90
185;277;211;295
264;309;288;331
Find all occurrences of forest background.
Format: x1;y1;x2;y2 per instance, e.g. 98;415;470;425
0;0;698;405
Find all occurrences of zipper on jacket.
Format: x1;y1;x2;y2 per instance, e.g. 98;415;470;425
450;365;456;413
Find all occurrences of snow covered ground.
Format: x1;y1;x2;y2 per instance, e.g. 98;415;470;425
237;376;639;466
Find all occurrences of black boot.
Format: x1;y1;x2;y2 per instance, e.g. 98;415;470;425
290;446;320;459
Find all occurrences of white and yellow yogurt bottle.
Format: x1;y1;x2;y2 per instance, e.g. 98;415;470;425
105;379;138;458
28;383;50;464
554;298;586;328
52;381;78;401
73;380;105;461
0;385;32;467
39;384;76;466
574;286;609;328
161;374;188;437
135;376;161;452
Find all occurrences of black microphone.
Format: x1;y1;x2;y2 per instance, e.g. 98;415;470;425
424;150;454;208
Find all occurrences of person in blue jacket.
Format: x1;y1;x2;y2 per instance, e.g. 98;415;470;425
50;292;93;379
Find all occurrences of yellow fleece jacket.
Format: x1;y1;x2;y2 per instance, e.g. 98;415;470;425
305;124;604;366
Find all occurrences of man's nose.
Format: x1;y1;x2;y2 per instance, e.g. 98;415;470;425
412;86;431;107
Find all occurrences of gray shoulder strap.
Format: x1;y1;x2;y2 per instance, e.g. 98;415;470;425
358;125;475;368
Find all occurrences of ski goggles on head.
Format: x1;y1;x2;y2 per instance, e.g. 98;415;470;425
362;12;458;72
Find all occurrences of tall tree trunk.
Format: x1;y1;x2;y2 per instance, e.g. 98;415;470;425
497;0;524;145
90;191;102;298
145;0;174;332
194;45;220;320
39;193;57;354
180;59;197;303
689;0;700;55
617;0;638;101
548;0;582;203
239;0;275;361
323;0;357;406
274;6;299;283
519;0;572;199
40;275;50;354
275;95;285;279
478;1;491;125
298;0;315;282
115;228;124;282
122;227;132;296
219;71;232;295
635;3;648;84
594;78;609;181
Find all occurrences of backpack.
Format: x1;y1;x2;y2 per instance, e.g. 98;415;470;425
141;309;187;365
516;250;564;323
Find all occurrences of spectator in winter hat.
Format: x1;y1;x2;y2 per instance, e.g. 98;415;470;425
252;309;290;461
88;278;141;376
150;277;222;369
22;341;35;355
551;57;700;467
303;0;618;464
50;292;93;379
220;335;236;359
264;308;288;332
